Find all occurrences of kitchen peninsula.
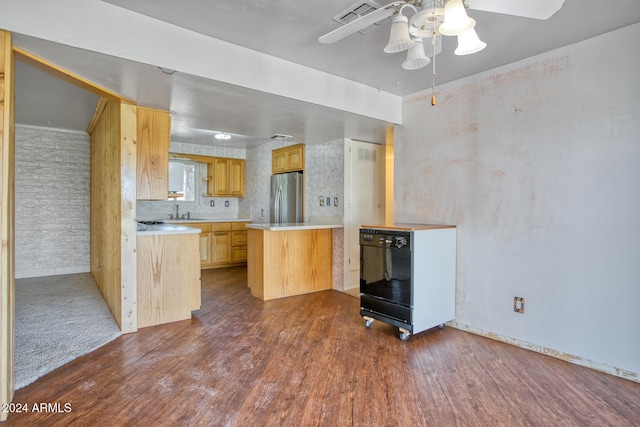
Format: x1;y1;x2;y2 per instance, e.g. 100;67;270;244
136;223;201;328
246;222;342;300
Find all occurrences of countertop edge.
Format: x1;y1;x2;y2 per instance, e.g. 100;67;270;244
246;223;343;231
137;224;202;236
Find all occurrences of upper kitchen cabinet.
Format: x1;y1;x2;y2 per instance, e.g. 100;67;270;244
210;157;245;197
136;107;171;200
272;144;305;174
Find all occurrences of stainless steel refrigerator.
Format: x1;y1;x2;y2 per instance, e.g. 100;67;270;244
270;172;303;224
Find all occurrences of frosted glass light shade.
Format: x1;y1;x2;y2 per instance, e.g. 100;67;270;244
384;15;415;53
402;38;430;70
439;0;476;36
454;28;486;55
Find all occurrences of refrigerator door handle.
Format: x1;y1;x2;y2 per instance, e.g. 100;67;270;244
275;186;282;223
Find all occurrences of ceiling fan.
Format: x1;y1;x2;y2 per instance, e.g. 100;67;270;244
319;0;565;70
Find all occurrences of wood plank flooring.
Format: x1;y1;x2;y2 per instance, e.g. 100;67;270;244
6;267;640;426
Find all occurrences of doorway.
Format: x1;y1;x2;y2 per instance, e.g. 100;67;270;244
343;139;386;291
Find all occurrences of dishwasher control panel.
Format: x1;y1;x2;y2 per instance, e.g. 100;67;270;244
360;229;411;249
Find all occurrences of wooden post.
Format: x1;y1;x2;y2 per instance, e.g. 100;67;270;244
0;29;16;421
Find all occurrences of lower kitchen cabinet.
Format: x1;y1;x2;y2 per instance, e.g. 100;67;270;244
175;221;249;268
211;222;232;266
231;222;248;263
137;232;201;328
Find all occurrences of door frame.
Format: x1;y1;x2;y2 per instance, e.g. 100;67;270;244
342;135;394;291
1;29;16;422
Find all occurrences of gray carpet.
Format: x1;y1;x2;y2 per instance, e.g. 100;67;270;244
15;273;122;389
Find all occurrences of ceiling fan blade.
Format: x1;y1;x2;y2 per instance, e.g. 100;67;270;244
466;0;565;20
318;3;401;44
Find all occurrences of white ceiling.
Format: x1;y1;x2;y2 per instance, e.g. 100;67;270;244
10;0;640;147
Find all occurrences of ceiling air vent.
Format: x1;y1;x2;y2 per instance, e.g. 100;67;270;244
270;134;293;140
333;0;384;34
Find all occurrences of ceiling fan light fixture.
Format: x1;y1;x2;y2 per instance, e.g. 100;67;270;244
402;38;431;70
438;0;476;36
454;27;486;55
384;15;415;53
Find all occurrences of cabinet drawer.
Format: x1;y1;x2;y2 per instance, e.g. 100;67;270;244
231;221;249;231
232;246;247;262
232;231;247;246
211;222;232;232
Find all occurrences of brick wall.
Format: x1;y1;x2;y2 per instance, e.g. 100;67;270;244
15;125;90;278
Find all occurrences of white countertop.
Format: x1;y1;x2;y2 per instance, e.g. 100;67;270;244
246;223;343;231
137;214;252;224
164;217;251;224
137;224;202;236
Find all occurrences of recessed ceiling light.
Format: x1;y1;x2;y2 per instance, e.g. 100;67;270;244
214;133;231;140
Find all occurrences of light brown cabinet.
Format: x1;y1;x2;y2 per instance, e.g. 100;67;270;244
211;222;232;266
231;222;248;263
211;157;245;197
137;232;201;328
168;153;245;198
136;107;171;200
272;144;305;174
177;223;213;265
175;221;250;268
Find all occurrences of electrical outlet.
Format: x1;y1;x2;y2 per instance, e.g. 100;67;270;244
326;197;331;206
210;200;215;207
319;196;324;207
334;197;339;207
514;297;525;313
225;200;230;207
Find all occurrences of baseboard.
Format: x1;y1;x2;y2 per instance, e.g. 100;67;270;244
15;267;90;280
448;321;639;383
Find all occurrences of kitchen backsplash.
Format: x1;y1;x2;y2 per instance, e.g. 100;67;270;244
137;141;246;220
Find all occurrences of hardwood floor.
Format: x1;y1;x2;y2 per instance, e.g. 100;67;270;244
6;267;640;426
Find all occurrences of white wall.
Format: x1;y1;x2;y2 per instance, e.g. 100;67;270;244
395;24;640;378
14;125;91;278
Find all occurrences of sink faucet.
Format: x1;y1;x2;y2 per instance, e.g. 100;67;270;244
169;204;192;220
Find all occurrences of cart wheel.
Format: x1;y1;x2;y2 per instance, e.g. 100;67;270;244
438;323;445;329
364;319;373;328
399;331;410;342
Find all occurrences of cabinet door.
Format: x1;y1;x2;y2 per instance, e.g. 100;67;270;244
213;158;230;196
286;146;304;171
211;231;231;264
229;159;245;197
136;108;171;200
272;150;287;174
